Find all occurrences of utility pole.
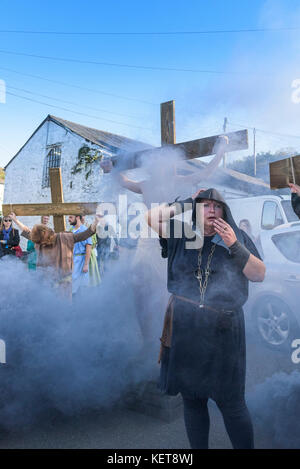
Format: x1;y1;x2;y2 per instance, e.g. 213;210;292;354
253;128;256;176
223;117;228;169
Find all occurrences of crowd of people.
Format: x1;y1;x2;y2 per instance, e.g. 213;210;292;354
0;211;119;299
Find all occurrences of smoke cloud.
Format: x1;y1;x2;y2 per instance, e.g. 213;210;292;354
0;254;160;430
248;370;300;448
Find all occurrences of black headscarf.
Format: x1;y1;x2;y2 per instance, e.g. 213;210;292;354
192;188;235;226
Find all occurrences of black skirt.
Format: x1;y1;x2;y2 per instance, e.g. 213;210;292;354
159;296;246;403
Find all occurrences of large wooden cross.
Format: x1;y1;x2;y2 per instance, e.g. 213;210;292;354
113;100;248;168
160;100;247;152
3;100;248;230
3;168;98;232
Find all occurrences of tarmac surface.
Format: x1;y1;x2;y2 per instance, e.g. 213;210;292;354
0;328;297;449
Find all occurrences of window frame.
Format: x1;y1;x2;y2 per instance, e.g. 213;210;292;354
42;145;62;188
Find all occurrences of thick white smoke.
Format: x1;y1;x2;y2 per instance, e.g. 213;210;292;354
0;255;157;429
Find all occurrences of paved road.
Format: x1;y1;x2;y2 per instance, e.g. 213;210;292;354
0;330;297;449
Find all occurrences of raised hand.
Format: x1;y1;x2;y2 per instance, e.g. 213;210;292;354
191;189;206;199
8;212;17;222
213;217;237;247
288;183;300;195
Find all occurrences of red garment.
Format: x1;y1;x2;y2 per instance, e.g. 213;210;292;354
12;245;23;258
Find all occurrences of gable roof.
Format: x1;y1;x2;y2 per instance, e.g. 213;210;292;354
49;115;153;153
5;115;153;169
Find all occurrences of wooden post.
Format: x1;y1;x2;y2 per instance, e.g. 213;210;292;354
49;168;66;232
161;100;176;145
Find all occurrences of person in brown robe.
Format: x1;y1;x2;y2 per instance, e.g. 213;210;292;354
9;212;102;299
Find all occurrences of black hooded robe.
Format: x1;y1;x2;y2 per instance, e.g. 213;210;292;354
159;189;262;402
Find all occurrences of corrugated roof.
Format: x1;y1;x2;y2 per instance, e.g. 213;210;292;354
50;115;153;153
5;115;153;168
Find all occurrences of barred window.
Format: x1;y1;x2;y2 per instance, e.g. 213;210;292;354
42;146;62;188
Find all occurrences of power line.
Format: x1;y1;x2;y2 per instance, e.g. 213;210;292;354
228;120;300;140
0;27;299;35
0;49;271;76
5;91;154;131
6;85;146;120
0;66;157;106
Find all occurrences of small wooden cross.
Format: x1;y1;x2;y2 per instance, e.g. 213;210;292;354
3;168;98;233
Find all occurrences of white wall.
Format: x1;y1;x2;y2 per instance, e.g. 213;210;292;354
4;119;126;248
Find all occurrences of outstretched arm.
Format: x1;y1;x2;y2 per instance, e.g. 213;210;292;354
177;135;229;185
100;159;143;194
119;173;143;194
73;213;104;243
9;212;31;235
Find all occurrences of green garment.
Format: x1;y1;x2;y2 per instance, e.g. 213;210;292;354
27;240;37;271
89;234;101;287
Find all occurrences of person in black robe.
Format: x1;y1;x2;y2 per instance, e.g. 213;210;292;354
146;188;266;449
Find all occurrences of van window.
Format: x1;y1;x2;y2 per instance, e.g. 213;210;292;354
261;201;284;229
272;231;300;263
281;200;299;222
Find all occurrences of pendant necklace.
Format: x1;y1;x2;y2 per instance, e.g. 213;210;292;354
195;241;216;308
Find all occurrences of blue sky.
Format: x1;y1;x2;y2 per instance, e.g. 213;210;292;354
1;0;300;167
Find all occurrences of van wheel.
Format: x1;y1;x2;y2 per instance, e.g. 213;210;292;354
252;296;299;350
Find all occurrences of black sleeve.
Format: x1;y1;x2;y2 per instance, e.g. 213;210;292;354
241;231;262;260
73;225;95;243
8;229;20;247
292;193;300;219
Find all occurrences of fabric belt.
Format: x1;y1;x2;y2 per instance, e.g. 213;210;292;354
74;253;86;256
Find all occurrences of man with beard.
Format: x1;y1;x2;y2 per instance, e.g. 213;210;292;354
145;188;265;449
68;214;92;296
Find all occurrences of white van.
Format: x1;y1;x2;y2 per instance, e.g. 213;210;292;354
228;195;299;238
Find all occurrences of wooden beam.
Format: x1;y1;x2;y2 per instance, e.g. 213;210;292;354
2;202;99;217
161;100;176;145
50;168;66;232
175;129;248;159
131;129;248;167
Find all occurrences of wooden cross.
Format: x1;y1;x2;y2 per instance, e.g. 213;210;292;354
3;100;248;230
113;100;248;169
160;100;248;155
3;168;98;232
